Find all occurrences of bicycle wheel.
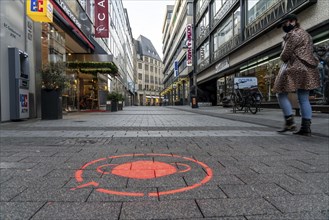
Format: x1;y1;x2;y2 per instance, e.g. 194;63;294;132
232;93;243;111
248;99;258;114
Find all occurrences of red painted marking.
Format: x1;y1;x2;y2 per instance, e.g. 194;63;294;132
73;153;213;197
75;170;84;182
112;160;177;179
96;164;117;175
97;188;144;197
176;163;191;173
81;158;107;169
71;181;99;190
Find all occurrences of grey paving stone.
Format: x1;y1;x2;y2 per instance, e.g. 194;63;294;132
12;151;58;157
19;156;70;163
0;162;37;169
0;187;26;201
65;176;129;189
0;151;18;157
246;211;329;220
0;202;45;220
44;169;101;178
0;177;70;188
0;156;28;162
186;175;245;186
31;202;122;219
158;185;227;200
219;183;290;199
288;173;329;194
127;175;186;188
12;187;92;202
87;187;159;202
267;194;329;213
278;181;325;195
0;166;54;178
197;198;279;217
120;200;203;219
236;173;300;185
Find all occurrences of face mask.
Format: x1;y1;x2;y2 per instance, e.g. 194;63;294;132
282;24;295;33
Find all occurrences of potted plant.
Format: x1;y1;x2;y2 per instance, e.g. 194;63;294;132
107;91;120;112
40;62;68;120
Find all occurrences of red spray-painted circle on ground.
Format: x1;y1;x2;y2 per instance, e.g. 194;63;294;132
71;153;213;197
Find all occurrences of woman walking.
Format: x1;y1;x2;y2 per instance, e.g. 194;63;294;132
273;14;320;136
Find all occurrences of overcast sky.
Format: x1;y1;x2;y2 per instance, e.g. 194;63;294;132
122;0;175;60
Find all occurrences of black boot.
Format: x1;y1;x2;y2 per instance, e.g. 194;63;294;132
294;118;312;136
277;115;296;133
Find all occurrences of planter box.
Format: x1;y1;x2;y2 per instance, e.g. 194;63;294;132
41;89;63;120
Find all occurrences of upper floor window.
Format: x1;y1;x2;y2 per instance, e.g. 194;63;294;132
247;0;278;24
197;40;209;65
196;11;209;40
213;17;233;52
138;63;142;69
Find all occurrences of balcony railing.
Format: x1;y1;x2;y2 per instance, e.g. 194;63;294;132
198;0;316;73
196;0;210;23
244;0;314;40
212;35;241;62
211;0;239;30
196;57;210;72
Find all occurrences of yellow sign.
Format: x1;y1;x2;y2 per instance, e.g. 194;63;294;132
26;0;53;22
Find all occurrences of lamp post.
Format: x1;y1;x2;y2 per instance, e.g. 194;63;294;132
173;83;177;105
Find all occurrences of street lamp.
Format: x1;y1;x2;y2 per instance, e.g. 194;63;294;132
173;83;177;105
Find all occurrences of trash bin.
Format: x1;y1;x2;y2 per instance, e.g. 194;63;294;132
288;93;300;116
106;101;111;111
191;95;198;108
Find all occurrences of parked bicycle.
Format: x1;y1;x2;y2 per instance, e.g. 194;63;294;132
231;83;263;114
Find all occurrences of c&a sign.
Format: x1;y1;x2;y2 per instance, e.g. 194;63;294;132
95;0;109;38
186;24;193;67
26;0;53;22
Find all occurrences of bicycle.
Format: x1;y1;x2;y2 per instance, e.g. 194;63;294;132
231;83;262;114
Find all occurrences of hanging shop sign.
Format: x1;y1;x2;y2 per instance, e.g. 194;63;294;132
174;61;179;77
26;0;53;22
53;0;93;38
94;0;109;38
186;24;193;67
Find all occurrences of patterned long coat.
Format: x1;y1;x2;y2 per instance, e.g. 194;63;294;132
272;27;320;93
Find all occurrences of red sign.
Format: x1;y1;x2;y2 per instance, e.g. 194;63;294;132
186;24;193;66
94;0;109;38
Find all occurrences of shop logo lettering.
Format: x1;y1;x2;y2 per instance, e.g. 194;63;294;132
96;25;107;34
31;0;45;12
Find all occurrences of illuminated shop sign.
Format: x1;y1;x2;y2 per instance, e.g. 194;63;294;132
95;0;109;38
26;0;53;22
53;0;93;39
186;24;193;67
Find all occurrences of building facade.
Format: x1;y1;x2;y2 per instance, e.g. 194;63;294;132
135;35;164;106
161;1;194;106
0;0;136;121
194;0;329;106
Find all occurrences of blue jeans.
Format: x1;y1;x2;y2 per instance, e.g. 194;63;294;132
277;89;312;119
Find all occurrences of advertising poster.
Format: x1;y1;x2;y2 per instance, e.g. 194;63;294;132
19;89;29;118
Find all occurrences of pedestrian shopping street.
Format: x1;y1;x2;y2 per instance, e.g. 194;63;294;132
0;106;328;219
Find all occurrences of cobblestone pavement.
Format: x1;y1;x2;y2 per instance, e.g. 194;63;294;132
0;106;328;219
